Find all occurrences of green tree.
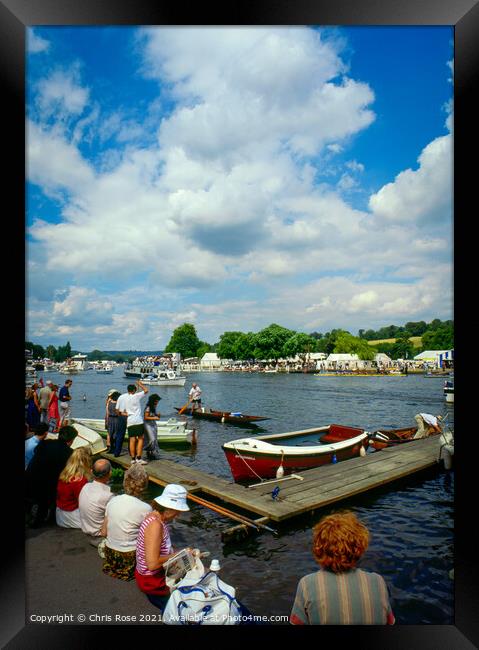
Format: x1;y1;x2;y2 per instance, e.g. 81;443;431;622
55;341;73;362
88;349;105;361
333;331;376;360
217;331;245;360
196;341;213;359
25;341;46;359
390;332;415;360
421;324;454;351
404;321;428;337
165;323;202;358
282;332;318;358
45;345;57;360
315;329;349;354
232;332;255;360
252;324;295;360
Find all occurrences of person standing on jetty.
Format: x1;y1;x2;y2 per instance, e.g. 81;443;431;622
290;511;395;625
143;394;162;461
189;382;202;412
59;379;73;426
38;380;53;424
105;390;121;453
116;380;149;465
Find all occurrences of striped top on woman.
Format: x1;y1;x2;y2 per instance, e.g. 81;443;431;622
290;568;395;625
136;513;172;576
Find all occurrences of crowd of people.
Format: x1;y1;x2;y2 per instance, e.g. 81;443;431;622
24;378;396;624
25;378;73;433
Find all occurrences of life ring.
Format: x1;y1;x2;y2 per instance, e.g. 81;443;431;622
167;371;176;380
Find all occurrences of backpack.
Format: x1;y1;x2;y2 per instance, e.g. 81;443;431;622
162;570;242;625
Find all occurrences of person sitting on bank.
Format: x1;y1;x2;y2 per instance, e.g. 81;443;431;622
135;484;191;613
101;463;151;581
78;458;113;546
25;424;78;528
25;422;49;469
116;380;149;465
290;511;395;625
188;383;202;412
413;413;443;439
143;394;162;461
56;447;92;528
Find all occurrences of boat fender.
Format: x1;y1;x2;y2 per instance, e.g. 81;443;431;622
441;445;454;470
276;451;285;479
221;415;225;423
331;454;337;464
359;445;366;457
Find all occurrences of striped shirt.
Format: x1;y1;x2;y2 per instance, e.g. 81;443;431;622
136;513;172;576
290;568;395;625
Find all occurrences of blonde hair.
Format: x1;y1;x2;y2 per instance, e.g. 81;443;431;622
59;447;92;483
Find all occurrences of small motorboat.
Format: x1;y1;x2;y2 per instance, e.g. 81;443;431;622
141;370;187;386
96;365;114;374
223;423;369;482
175;407;269;426
47;422;107;455
73;417;196;445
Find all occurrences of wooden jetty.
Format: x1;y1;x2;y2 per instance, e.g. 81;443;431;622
102;435;447;538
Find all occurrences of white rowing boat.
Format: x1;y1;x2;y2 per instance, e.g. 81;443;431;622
47;422;107;455
73;417;196;445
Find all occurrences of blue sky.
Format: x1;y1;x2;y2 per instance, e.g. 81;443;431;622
26;26;453;351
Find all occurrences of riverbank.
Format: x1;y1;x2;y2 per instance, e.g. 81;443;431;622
26;525;161;624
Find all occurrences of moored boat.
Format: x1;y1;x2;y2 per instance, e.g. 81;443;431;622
222;424;369;482
141;370;186;387
47;422;107;455
175;407;269;426
96;364;114;374
368;426;418;450
73;417;196;445
444;380;454;403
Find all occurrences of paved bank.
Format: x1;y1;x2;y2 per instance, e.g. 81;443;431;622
26;525;161;624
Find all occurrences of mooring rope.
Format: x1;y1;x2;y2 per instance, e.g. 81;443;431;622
231;443;265;482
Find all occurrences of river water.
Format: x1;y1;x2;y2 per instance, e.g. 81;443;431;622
44;367;454;624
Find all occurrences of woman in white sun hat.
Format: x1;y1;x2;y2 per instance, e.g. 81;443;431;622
135;483;194;612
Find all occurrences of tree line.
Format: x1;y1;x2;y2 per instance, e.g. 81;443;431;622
25;317;454;365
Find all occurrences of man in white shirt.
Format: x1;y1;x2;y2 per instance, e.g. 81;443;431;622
414;413;442;439
116;380;149;465
78;458;113;546
189;382;202;412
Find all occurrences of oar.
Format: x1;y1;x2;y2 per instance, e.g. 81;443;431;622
178;398;191;415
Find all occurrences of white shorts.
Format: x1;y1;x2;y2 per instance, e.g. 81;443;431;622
59;402;71;419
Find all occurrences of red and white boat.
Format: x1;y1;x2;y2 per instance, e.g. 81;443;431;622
222;423;369;482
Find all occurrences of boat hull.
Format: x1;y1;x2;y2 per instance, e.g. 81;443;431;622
223;425;368;481
47;422;107;455
368;426;418;450
175;407;269;425
73;418;194;444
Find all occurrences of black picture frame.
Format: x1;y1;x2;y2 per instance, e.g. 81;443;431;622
7;0;476;646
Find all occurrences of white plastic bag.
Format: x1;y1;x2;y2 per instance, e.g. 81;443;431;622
162;570;241;625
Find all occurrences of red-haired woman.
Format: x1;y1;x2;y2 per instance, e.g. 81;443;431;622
290;511;395;625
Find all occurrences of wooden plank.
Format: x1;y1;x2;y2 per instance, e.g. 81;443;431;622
270;457;442;520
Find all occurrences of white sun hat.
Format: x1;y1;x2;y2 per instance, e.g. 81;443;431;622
154;484;190;511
